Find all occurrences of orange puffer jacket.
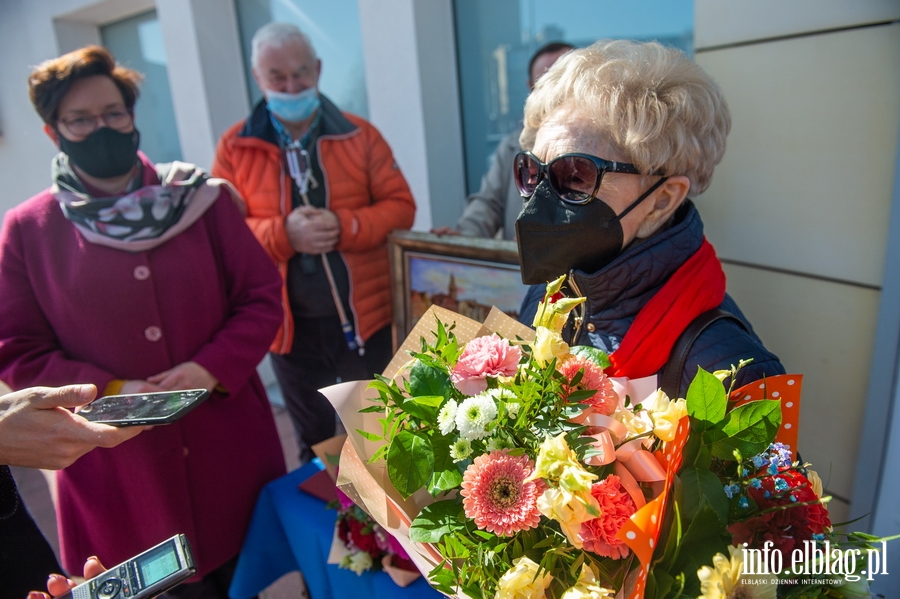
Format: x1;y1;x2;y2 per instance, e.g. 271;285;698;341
213;97;416;354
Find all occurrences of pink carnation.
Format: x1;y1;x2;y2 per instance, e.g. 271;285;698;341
451;334;521;395
581;474;637;559
460;450;545;537
558;356;618;416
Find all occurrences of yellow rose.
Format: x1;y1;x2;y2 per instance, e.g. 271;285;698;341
560;565;615;599
532;327;570;367
495;556;552;599
697;545;776;599
528;435;596;492
613;405;654;438
648;393;687;443
536;487;599;549
531;276;586;333
558;462;598;493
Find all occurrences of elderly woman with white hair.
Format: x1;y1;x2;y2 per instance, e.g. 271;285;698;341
516;39;784;394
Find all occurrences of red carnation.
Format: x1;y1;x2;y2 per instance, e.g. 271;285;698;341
338;514;382;558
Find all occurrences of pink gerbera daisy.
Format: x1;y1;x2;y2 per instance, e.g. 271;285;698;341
460;450;545;537
558;356;618;416
581;474;637;559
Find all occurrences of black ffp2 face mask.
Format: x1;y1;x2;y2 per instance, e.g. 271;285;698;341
58;127;140;179
515;177;667;285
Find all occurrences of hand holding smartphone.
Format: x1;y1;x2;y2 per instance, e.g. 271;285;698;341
56;534;195;599
77;389;210;427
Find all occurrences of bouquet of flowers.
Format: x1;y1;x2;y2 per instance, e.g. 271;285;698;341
321;275;891;598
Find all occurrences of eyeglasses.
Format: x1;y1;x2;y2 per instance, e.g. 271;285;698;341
514;151;641;204
58;109;133;138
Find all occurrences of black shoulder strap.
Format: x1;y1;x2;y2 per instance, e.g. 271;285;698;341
660;308;748;398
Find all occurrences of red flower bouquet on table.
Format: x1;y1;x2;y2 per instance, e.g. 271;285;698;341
321;275;892;599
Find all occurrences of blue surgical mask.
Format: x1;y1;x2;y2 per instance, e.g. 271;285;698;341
265;88;320;123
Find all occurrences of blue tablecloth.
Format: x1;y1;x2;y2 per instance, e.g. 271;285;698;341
229;461;442;599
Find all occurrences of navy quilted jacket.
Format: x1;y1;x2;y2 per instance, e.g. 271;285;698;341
519;200;785;395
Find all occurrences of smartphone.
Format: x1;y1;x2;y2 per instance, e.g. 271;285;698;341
77;389;210;427
58;534;195;599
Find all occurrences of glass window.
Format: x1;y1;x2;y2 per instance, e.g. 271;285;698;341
102;10;183;163
453;0;693;194
234;0;368;118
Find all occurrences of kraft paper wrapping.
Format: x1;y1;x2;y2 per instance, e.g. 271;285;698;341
320;306;536;583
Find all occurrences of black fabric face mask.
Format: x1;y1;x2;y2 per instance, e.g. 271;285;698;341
59;127;140;179
515;177;667;285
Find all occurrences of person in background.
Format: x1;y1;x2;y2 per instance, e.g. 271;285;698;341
0;46;286;598
213;23;416;465
432;41;573;240
1;384;145;599
515;40;785;395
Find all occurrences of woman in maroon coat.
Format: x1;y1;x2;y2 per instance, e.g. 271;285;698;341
0;46;286;597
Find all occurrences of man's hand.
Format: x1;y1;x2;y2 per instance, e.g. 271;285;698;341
0;385;145;470
30;556;107;598
285;205;340;254
430;226;462;236
146;361;217;393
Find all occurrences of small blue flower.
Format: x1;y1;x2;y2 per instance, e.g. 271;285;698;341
724;484;740;499
749;479;762;489
768;462;779;476
764;491;771;498
738;497;749;509
790;495;798;503
752;455;768;469
774;478;789;492
812;533;825;541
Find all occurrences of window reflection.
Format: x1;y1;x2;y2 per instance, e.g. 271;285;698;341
234;0;369;118
454;0;693;193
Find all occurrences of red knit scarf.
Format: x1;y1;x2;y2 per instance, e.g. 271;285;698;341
605;238;726;379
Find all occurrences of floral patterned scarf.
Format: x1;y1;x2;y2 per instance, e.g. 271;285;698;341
51;153;222;252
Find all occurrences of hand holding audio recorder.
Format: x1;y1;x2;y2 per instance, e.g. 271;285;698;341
56;534;195;599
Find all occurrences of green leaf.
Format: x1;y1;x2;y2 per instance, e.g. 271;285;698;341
400;394;445;421
428;435;463;496
671;500;729;595
708;399;781;461
409;500;464;542
387;430;434;499
679;466;728;526
409;361;452;400
358;405;386;414
685;368;726;428
356;428;382;442
570;345;611;369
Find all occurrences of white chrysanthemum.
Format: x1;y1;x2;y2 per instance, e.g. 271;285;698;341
486;436;513;452
438;399;458;435
506;401;521;418
456;393;498;440
342;551;373;575
450;438;473;462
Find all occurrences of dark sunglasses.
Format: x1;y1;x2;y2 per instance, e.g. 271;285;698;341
514;151;641;204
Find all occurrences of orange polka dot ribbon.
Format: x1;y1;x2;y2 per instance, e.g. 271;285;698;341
730;374;803;454
616;415;691;599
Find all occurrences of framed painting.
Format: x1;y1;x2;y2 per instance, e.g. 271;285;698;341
387;231;528;345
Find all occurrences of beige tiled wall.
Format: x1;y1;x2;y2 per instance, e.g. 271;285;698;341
696;24;900;285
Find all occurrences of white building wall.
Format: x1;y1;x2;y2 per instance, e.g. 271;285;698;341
0;0;248;219
693;0;900;563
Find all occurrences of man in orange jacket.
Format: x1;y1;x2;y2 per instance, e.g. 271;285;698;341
213;22;415;464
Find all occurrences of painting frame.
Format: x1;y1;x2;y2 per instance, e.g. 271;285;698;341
387;230;527;348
